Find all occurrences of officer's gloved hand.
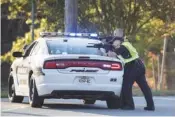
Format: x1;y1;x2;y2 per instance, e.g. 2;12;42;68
107;51;117;58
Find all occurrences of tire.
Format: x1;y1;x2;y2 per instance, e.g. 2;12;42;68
83;100;96;104
29;77;44;108
106;97;120;109
8;76;24;103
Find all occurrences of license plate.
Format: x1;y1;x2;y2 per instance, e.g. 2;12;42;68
77;76;92;84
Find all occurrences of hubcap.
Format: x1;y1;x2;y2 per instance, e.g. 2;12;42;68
11;84;15;96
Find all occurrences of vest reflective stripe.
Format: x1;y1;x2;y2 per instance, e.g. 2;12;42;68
121;42;139;63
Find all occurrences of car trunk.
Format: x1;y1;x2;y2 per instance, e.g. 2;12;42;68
43;54;123;75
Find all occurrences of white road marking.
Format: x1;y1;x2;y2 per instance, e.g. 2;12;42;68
153;97;175;100
134;97;175;101
1;106;28;112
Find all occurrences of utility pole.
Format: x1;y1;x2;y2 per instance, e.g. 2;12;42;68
158;35;168;90
65;0;78;33
31;0;35;41
157;54;160;90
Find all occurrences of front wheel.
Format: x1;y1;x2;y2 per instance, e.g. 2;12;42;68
8;76;24;103
29;77;44;108
106;97;120;109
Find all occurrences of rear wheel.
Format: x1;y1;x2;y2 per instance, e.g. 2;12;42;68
83;100;96;104
8;76;24;103
106;97;120;109
29;77;44;108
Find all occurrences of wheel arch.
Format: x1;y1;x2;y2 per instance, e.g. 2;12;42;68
28;70;33;87
8;74;13;83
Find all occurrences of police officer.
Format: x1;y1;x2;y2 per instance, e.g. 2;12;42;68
110;36;155;111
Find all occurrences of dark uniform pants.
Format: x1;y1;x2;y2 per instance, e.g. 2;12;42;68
121;59;154;108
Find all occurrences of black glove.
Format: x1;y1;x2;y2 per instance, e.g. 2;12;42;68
87;43;114;52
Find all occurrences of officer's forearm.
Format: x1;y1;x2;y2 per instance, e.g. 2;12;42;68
102;44;113;52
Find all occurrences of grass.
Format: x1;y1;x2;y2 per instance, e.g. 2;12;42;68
133;87;175;96
1;90;8;98
1;83;8;98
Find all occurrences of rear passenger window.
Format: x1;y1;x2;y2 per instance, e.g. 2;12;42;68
24;42;37;57
31;44;40;55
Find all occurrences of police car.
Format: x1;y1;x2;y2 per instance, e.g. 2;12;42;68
8;32;124;109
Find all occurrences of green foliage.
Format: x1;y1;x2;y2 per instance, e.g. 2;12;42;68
3;0;174;34
78;0;175;36
136;18;175;56
1;36;30;63
2;0;64;31
1;0;65;63
36;0;64;31
1;0;175;65
1;29;41;63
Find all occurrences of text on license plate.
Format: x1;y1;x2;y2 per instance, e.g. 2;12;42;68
77;76;92;84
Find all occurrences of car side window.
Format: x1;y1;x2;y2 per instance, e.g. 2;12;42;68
30;43;40;55
23;42;37;57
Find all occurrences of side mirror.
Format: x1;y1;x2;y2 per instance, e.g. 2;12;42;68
12;52;23;57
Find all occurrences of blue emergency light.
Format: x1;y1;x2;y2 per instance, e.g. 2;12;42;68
90;33;98;37
40;32;99;39
69;33;76;36
76;33;82;37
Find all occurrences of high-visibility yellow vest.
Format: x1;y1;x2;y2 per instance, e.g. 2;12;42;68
117;41;139;64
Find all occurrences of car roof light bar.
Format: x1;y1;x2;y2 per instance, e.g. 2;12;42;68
69;33;76;36
76;33;82;37
90;33;98;37
40;32;99;38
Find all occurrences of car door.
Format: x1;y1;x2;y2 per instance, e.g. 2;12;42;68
18;41;38;95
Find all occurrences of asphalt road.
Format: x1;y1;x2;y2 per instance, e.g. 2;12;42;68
1;97;175;116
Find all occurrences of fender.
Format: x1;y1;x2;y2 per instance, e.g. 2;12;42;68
9;70;22;96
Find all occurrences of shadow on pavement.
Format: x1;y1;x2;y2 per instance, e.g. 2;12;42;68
42;103;127;116
2;111;46;116
43;103;107;109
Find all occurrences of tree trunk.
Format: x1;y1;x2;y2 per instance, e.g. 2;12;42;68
65;0;78;33
166;37;175;90
156;55;160;90
166;52;175;90
151;58;156;89
158;37;168;90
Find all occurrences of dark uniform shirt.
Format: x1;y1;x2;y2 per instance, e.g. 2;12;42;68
114;45;132;59
103;44;132;59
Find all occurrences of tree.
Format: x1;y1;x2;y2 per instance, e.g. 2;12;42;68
1;0;65;32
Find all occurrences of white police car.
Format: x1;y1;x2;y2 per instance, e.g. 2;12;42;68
8;32;124;109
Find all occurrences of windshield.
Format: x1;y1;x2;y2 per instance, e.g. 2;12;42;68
46;40;106;56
